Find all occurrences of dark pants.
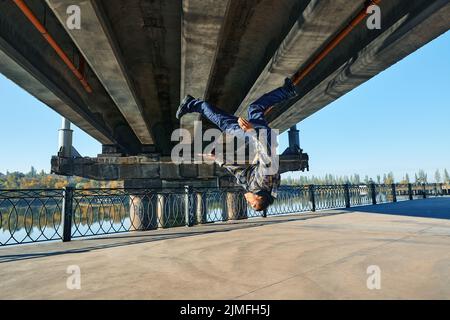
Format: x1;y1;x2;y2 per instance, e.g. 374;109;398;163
184;84;295;133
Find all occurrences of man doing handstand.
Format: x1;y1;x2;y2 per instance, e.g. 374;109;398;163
176;78;299;212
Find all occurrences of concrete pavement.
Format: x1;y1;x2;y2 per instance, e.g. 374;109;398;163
0;198;449;299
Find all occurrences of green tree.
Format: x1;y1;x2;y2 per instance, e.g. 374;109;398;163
385;172;394;184
353;174;361;184
5;172;23;189
416;170;428;183
27;166;37;178
400;173;410;184
434;169;441;183
444;169;450;183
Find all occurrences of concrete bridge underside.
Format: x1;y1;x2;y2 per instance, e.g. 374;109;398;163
0;0;449;184
1;198;449;299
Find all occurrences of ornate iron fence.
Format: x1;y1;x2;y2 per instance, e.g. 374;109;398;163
0;189;63;245
348;184;372;207
314;185;346;210
266;186;311;216
0;183;447;246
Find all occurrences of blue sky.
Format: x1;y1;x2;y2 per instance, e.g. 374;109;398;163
279;31;450;181
0;31;449;181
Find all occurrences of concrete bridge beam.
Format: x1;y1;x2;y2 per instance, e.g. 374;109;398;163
0;0;143;154
99;0;182;155
0;45;114;145
51;153;309;181
204;0;306;114
235;0;365;118
180;0;230;136
268;0;450;131
46;0;154;145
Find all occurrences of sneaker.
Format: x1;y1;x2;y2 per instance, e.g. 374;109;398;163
283;78;299;98
176;95;195;119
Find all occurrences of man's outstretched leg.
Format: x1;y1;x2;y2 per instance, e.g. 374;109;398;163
247;78;299;128
176;96;239;132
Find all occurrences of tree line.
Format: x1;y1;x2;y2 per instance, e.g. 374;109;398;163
282;169;450;186
1;167;449;189
0;167;122;189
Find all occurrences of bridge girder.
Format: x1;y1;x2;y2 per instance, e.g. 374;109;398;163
0;0;449;180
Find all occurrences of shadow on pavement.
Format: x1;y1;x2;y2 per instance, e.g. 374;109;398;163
343;197;450;220
0;212;339;264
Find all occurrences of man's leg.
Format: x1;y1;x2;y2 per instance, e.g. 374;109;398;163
184;99;239;132
182;99;242;167
247;78;298;125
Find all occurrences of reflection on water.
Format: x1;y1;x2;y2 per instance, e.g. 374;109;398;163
0;203;131;244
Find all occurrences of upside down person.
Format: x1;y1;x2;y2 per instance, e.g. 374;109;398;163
176;78;299;212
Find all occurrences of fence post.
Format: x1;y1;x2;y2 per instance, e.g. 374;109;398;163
408;183;413;200
184;186;194;227
344;184;351;208
391;184;397;203
370;183;377;205
309;185;316;212
61;186;74;242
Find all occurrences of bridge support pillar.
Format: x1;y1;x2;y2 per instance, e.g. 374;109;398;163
129;194;158;231
156;194;166;228
225;192;248;221
58;118;73;158
196;193;208;224
156;193;186;228
125;180;161;231
288;125;300;151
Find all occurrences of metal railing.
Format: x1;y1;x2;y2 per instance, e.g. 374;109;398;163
0;183;448;246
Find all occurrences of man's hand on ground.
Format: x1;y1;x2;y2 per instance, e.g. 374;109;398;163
238;117;254;132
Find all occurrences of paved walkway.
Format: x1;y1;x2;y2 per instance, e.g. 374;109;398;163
0;198;449;299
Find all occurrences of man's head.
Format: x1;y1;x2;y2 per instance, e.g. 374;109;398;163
244;191;274;212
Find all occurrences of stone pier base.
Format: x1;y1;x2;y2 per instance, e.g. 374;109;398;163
129;195;158;231
224;192;248;221
195;193;208;224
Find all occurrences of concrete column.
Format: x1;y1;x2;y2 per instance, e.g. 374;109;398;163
58;117;73;158
125;180;161;231
129;194;158;231
159;193;186;228
156;194;166;228
155;193;186;228
221;194;228;222
196;193;208;224
225;192;248;221
288;125;300;150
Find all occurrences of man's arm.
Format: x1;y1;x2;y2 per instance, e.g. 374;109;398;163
238;117;254;132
